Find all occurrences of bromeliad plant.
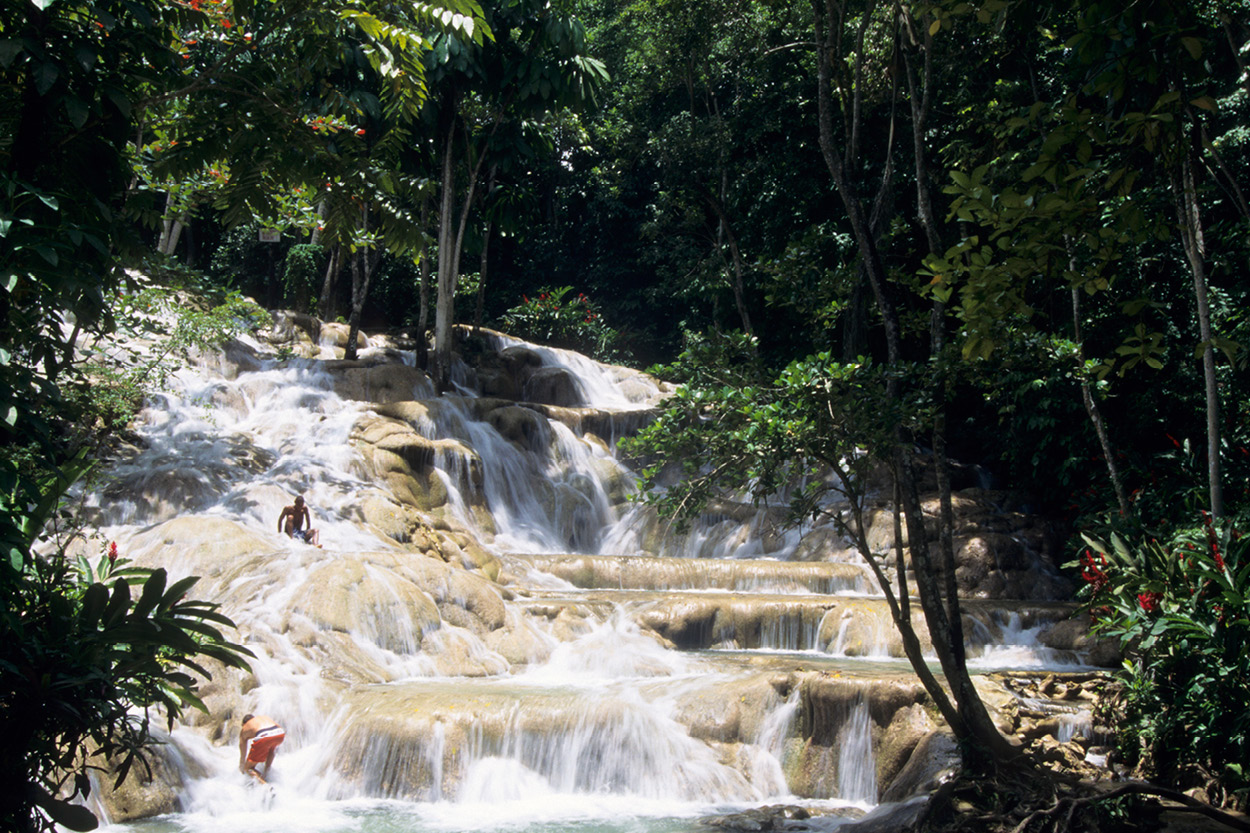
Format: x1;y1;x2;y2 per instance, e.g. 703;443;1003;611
1073;515;1250;810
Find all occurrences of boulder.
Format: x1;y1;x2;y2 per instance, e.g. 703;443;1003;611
484;405;551;452
327;361;434;403
321;321;368;350
1038;618;1122;667
94;741;201;822
523;366;585;407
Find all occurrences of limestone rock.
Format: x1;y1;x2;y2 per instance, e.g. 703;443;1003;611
327;360;434;403
484;404;551;452
290;558;442;653
523;366;585;407
321;321;367;350
1038;618;1122;668
878;731;960;803
94;741;200;822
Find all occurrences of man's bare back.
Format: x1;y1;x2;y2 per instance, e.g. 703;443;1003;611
238;713;285;784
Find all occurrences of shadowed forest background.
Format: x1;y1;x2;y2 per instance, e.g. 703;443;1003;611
2;0;1250;830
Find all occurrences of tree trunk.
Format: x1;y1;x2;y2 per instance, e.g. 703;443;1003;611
1175;147;1223;518
310;201;326;248
433;112;462;393
345;208;380;362
812;0;1018;764
319;244;343;323
432;101;496;393
705;194;754;338
417;198;432;370
345;249;378;362
157;193;188;257
903;7;965;658
475;219;491;333
1066;240;1129;516
474;163;499;334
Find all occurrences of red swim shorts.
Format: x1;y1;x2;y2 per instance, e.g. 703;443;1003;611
246;726;285;763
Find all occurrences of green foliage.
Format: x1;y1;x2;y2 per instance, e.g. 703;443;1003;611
282;243;326;313
2;527;253;832
206;224;277;295
498;286;623;362
1073;517;1250;808
68;285;268;432
626;330;901;530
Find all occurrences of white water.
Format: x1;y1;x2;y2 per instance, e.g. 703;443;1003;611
78;325;1086;833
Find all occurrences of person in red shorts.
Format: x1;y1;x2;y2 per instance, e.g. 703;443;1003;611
238;713;285;784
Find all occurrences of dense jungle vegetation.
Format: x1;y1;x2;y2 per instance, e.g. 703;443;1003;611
2;0;1248;830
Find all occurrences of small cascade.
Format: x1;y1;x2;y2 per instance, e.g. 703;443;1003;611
837;697;879;805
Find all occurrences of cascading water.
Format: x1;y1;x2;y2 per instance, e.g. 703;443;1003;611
78;322;1097;833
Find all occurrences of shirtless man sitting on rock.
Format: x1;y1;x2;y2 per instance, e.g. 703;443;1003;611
277;495;321;547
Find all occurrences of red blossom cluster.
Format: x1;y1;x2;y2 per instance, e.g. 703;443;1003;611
1080;548;1108;592
108;541;118;564
1137;591;1162;612
1201;511;1226;571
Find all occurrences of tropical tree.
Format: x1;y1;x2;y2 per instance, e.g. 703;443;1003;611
422;0;608;390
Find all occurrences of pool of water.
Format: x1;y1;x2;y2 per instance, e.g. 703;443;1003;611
100;793;868;833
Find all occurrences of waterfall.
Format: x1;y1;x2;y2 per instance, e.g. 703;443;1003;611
76;325;1100;833
837;697;878;805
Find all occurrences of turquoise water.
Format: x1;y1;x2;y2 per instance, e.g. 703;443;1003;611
99;794;865;833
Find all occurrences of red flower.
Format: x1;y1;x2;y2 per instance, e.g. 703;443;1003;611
108;541;118;564
1137;591;1162;612
1080;549;1109;592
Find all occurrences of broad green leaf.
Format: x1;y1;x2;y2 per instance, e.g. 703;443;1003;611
0;39;22;68
66;97;90;129
34;61;59;95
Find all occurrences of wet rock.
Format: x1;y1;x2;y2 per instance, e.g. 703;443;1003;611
477;365;522;400
500;344;543;376
1038;618;1122;667
352;413;486;518
699;804;813;831
94;741;201;822
484;404;551;452
328;361;433;403
291;558;442;653
879;731;960;803
355;491;430;545
523;365;585;407
321;321;367;350
1034;736;1087;770
120;515;279;583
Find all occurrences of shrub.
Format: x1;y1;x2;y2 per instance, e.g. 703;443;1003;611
497;286;623;362
281;243;326;313
1074;516;1250;809
1;501;253;832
